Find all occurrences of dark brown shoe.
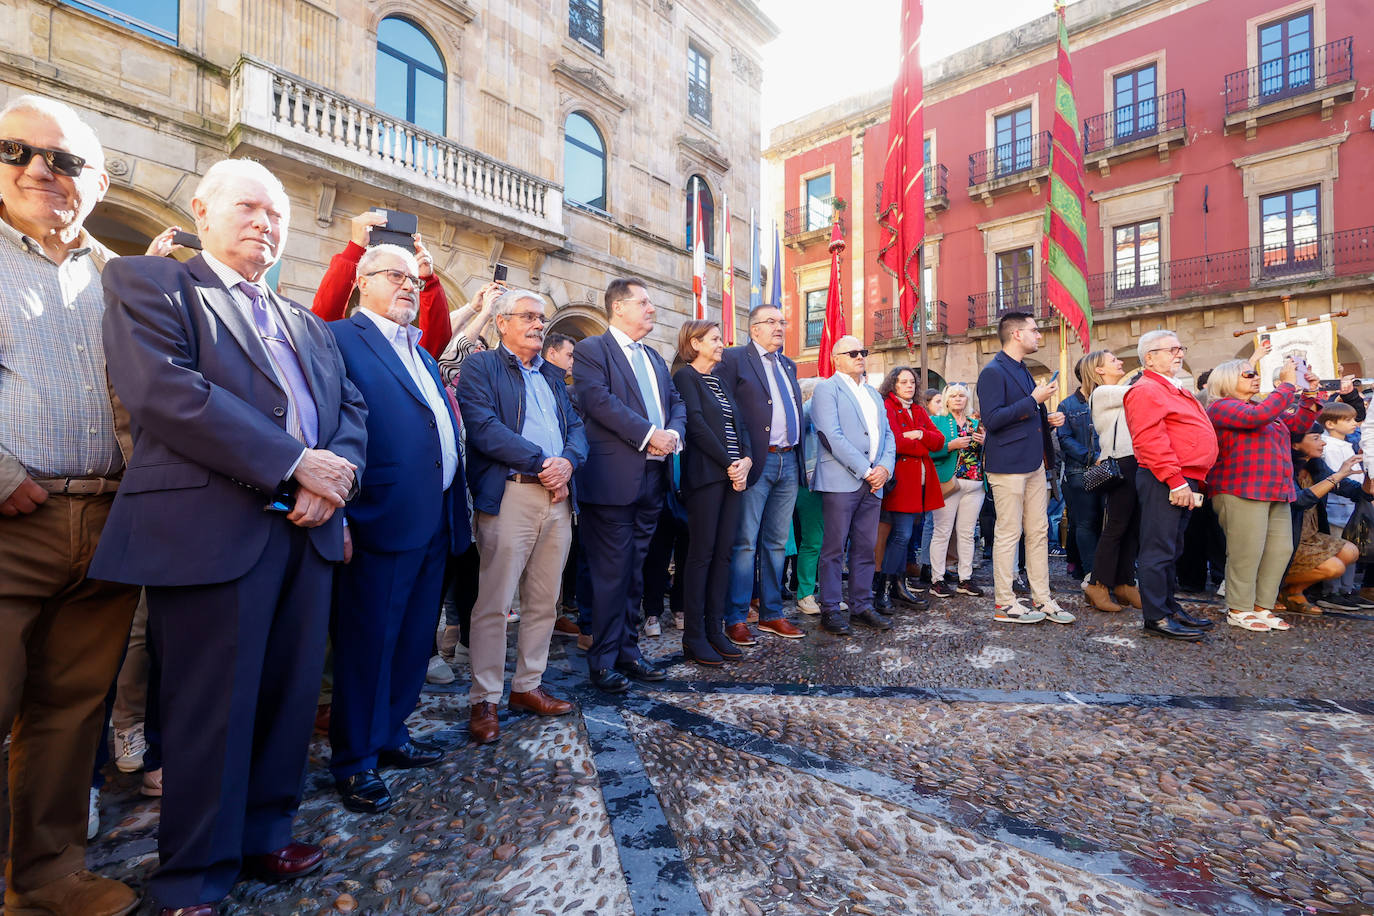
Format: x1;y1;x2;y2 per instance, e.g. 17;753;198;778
509;687;575;716
5;870;139;916
469;701;499;743
724;623;757;646
553;616;580;636
243;841;324;882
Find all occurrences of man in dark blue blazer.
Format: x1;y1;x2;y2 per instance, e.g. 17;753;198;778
715;302;807;645
975;310;1071;626
325;244;472;814
572;277;687;692
93;160;367;915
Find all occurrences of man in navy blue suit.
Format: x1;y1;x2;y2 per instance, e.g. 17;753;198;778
975;311;1072;626
325;244;471;814
572;278;687;693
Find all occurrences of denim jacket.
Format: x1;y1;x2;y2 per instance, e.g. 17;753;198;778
1055;390;1099;480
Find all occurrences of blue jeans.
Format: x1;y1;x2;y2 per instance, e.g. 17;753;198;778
881;511;921;575
727;450;800;624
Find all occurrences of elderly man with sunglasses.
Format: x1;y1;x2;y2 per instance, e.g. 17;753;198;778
324;244;471;813
0;95;145;916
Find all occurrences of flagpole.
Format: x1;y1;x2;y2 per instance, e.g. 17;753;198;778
1058;315;1069;409
916;244;928;391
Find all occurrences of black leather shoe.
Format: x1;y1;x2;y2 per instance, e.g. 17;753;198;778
615;658;667;681
589;667;631;693
890;577;928;610
872;573;891;612
852;608;893;630
378;739;444;769
337;770;392;814
1173;609;1215;630
1142;617;1204;641
820;611;852;635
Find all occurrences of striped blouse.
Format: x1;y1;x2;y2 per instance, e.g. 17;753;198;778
701;373;742;462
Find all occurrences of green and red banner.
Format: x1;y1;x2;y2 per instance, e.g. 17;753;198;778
1042;0;1091;350
876;0;924;348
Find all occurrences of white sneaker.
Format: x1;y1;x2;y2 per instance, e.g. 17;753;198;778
114;724;147;773
642;615;662;637
425;654;455;685
1034;599;1076;624
796;594;821;615
1080;575;1091;589
87;787;100;840
1215;581;1227;599
141;768;163;798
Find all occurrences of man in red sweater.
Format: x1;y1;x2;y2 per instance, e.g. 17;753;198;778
1123;329;1220;640
312;210;451;358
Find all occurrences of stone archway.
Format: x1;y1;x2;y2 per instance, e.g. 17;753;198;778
545;304;607;343
87;191;192;257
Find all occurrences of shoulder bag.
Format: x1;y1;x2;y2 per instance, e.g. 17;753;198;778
1082;413;1124;493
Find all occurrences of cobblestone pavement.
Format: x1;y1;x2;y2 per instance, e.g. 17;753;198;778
5;559;1374;915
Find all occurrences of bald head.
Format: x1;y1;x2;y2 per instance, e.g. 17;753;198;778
831;335;867;381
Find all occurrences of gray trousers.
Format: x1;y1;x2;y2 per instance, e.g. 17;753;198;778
818;487;882;615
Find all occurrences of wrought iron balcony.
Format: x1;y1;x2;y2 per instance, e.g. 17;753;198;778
875;164;949;215
1223;37;1354;136
804;317;824;349
688;81;712;125
784;200;843;241
569;0;604;54
968;132;1052;203
229;58;563;246
1083;89;1186;167
967;284;1054;331
871;300;948;347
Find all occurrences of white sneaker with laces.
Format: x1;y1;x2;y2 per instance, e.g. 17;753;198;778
87;787;100;840
796;594;821;615
114;724;147;773
425;654;455;685
642;615;662;637
1215;581;1227;599
1035;599;1076;624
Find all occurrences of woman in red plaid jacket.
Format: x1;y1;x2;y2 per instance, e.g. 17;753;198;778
1204;357;1323;632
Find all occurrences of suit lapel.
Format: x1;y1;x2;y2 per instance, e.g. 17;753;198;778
353;312;428;407
745;344;770;394
1000;353;1035;398
189;256;281;391
605;331;651;417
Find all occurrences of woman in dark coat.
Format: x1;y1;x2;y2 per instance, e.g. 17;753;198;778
874;366;944;611
672;320;753;666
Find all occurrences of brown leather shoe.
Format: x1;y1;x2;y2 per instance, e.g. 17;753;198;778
160;906;218;916
509;686;575;716
1082;581;1123;613
243;841;324;882
746;598;760;623
576;633;593;651
469;701;499;743
1113;583;1143;609
724;622;757;646
757;617;805;638
553;616;580;636
5;870;139;916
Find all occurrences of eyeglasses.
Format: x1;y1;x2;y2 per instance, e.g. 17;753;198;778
504;310;546;324
616;297;654;310
0;139;91;177
751;317;789;328
1240;369;1258;379
840;349;869;359
363;268;421;289
1147;345;1188;357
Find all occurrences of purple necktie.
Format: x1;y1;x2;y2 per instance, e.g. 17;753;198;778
237;282;319;447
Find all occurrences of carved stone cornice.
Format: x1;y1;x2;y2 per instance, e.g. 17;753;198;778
677;134;731;174
730;46;762;91
552;61;628;113
432;0;476;23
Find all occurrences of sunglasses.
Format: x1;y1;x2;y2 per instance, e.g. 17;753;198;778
0;139;90;178
1240;370;1258;379
840;349;869;359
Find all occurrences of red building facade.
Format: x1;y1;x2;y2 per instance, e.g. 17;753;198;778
764;0;1372;384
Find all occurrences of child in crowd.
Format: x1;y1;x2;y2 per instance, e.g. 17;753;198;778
1321;402;1363;608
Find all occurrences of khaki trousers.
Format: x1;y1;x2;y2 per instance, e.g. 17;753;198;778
1213;493;1293;613
987;465;1051;606
0;494;139;891
112;592;149;730
469;481;572;704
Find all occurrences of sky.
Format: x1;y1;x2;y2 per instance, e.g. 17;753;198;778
757;0;1087;132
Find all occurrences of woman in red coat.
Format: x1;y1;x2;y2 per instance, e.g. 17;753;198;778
874;366;945;611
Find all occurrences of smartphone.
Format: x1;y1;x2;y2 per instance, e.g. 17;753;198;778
171;229;202;250
1292;355;1310;382
493;264;508;284
1048;369;1060;385
367;207;419;249
1317;379;1345;391
1260;333;1271;345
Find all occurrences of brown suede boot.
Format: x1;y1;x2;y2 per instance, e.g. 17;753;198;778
1113;583;1143;609
1082;581;1123;613
4;870;138;916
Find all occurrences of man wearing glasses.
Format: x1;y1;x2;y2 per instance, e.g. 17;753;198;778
976;311;1072;625
716;303;807;645
456;288;586;740
324;244;471;810
0;94;142;916
572;278;686;692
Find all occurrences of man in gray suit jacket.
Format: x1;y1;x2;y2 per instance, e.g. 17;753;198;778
93;159;367;916
810;336;896;635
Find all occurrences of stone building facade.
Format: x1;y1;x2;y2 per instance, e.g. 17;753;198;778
0;0;777;354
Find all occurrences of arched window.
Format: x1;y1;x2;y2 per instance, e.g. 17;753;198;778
376;17;446;134
684;175;715;255
564;112;607;211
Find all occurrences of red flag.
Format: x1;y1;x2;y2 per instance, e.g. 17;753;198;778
691;179;707;320
818;220;848;379
1043;0;1091;349
876;0;924;347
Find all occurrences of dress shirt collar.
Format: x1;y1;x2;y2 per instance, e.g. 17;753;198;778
0;205;95;263
359;305;422;350
498;343;545;372
608;324;642;351
201;249;260;294
752;339;777;360
835;371;865;395
1143;369;1185;390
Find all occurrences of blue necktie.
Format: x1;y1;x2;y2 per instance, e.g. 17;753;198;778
767;351;798;445
237;282;319;447
630;343;664;428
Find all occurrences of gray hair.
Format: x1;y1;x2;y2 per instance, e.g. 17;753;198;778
939;382;975;415
0;94;105;170
356;243;417;278
192;159;290;218
798;376;820;403
492;287;547;318
1205;359;1253;403
1137;329;1179;366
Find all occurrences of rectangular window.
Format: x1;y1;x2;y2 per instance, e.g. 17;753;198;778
995;247;1035;312
688;45;712;125
1260;186;1321;276
62;0;177;42
569;0;604;54
922;137;932;195
993;106;1033;177
1113;64;1158;140
922;265;936;332
1113;220;1162;298
804;289;827;348
804;174;833;232
1258;10;1313;99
